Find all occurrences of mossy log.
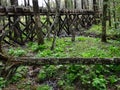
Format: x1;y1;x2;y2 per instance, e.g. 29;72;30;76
0;53;8;62
0;53;20;79
1;54;120;66
1;55;120;79
12;57;120;65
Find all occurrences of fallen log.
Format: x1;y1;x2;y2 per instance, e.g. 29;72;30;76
0;53;9;62
11;57;120;65
1;56;120;79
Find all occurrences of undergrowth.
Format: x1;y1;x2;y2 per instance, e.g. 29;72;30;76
7;36;120;58
4;36;120;90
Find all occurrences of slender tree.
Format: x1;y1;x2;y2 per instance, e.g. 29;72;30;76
44;0;51;40
93;0;97;11
0;0;1;5
101;0;108;42
51;0;60;50
32;0;44;45
10;0;22;43
74;0;77;9
108;1;111;27
113;0;117;29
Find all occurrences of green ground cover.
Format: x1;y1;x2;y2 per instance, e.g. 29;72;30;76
8;36;120;58
2;25;120;90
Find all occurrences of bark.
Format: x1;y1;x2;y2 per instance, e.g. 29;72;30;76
0;53;20;79
1;54;120;79
65;0;67;8
24;0;27;6
10;0;21;41
10;0;18;5
64;0;73;9
0;53;8;61
0;25;2;53
113;0;117;29
32;0;44;45
101;0;108;42
71;29;75;42
50;0;60;50
93;0;97;11
74;0;77;9
12;57;120;65
108;3;111;27
0;0;1;5
44;0;51;40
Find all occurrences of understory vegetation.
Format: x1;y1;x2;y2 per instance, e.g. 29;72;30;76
0;0;120;89
7;35;120;58
1;25;120;89
1;64;120;90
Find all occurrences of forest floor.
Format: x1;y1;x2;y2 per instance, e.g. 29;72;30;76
2;25;120;90
4;36;120;58
2;36;120;90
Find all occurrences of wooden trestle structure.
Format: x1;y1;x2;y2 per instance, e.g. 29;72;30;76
0;6;101;45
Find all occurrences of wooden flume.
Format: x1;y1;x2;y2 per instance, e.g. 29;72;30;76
0;6;100;45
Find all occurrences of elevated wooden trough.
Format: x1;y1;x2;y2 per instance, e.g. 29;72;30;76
0;6;96;15
0;6;100;45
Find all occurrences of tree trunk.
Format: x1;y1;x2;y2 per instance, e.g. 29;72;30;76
74;0;77;9
101;0;108;42
32;0;44;45
51;0;60;50
10;0;22;42
0;0;1;5
93;0;97;11
45;0;51;40
108;2;111;27
113;0;117;29
0;25;3;53
65;0;67;8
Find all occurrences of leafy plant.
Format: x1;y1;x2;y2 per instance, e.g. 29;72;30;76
17;80;31;90
87;25;102;35
92;75;107;90
38;65;58;82
0;77;6;88
38;70;47;81
30;43;47;52
54;47;64;52
36;50;52;57
66;73;77;84
57;80;65;86
37;85;52;90
8;48;26;57
11;66;28;83
63;85;75;90
78;36;87;41
108;75;118;84
45;65;57;78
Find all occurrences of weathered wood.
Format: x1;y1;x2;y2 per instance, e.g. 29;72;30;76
1;55;120;79
101;0;108;42
0;53;8;62
10;57;120;65
0;6;95;15
0;5;99;45
32;0;44;45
